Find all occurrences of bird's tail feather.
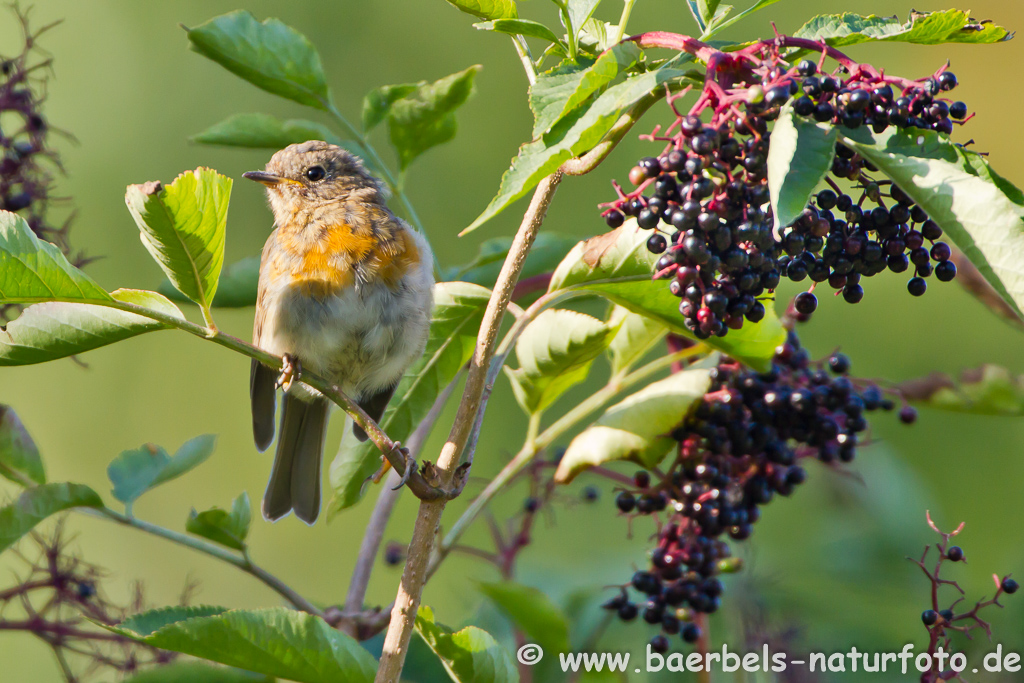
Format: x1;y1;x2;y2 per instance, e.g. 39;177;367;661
263;395;329;524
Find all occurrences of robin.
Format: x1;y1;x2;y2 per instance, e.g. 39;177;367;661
244;140;434;524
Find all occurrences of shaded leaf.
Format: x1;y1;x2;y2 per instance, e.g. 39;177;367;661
838;126;1024;318
192;113;341;149
768;101;838;230
0;483;104;553
444;0;518;21
529;43;640;138
108;435;217;510
125;168;232;312
328;282;491;515
702;0;780;39
555;367;713;482
606;306;667;376
415;606;519;683
0;210;109;304
186;11;330;109
187;492;251;550
362;84;421;132
547;223;786;370
464;63;692;234
160;257;260;308
505;309;614;414
473;19;564;47
0;290;184;366
106;606;376;683
793;9;1012;47
123;662;272;683
442;233;578;288
899;365;1024;416
477;582;571;654
0;406;44;486
949;249;1024;328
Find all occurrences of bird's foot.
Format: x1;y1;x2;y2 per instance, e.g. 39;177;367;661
391;444;416;491
275;354;301;392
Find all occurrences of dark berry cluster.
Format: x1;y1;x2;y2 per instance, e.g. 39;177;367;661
602;53;964;337
603;333;911;652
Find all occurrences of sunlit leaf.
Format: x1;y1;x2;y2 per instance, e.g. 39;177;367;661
187;492;251;550
185;11;330;109
108;435;217;511
415;606;518;683
444;0;518;21
899;365;1024;416
605;306;667;376
160;257;260;309
702;0;780;39
0;405;44;486
793;9;1013;46
564;0;602;42
473;19;564;47
767;101;838;230
442;233;577;289
555;367;713;482
0;483;104;553
192;113;342;149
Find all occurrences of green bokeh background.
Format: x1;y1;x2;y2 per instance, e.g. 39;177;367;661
2;1;1023;680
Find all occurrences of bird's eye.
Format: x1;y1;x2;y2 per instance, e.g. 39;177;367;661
305;166;326;182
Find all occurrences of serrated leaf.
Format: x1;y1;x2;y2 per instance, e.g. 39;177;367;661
125;168;232;312
702;0;780;39
606;306;667;376
767;101;838;230
793;9;1012;47
328;282;491;515
473;19;564;47
547;223;786;370
187;492;251;550
0;211;110;304
123;663;272;683
0;289;184;366
555;367;713;482
465;64;690;234
0;406;44;486
505;309;614;414
899;365;1024;416
445;0;518;21
838;126;1024;318
477;582;571;654
160;257;260;308
108;435;217;510
192;113;341;149
106;607;376;683
530;42;640;137
442;232;578;288
385;66;481;170
0;483;104;553
186;11;330;109
415;606;519;683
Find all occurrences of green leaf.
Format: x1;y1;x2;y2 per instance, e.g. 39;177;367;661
192;113;341;149
555;367;713;482
185;11;330;109
442;233;579;288
160;257;260;309
547;223;786;370
0;211;110;304
415;606;519;683
838;126;1024;318
697;0;721;25
0;483;104;553
702;0;780;39
477;581;571;654
505;309;614;414
793;9;1012;47
108;435;217;510
473;19;564;47
187;492;251;551
464;63;690;234
362;84;421;132
900;365;1024;416
105;606;377;683
385;66;481;170
444;0;518;21
123;662;272;683
767;101;838;230
529;43;640;138
565;0;602;40
328;282;491;515
606;306;667;376
125;168;232;313
0;406;44;486
0;289;184;366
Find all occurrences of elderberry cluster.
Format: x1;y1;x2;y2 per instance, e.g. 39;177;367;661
603;57;966;338
603;333;911;653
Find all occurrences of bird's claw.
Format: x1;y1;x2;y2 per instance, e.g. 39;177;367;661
276;354;301;392
391;445;416;491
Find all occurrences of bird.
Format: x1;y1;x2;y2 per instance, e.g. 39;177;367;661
244;140;434;524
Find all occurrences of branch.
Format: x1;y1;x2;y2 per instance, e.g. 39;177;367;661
374;171;564;683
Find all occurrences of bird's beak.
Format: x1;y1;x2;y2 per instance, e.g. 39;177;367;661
242;171;300;187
